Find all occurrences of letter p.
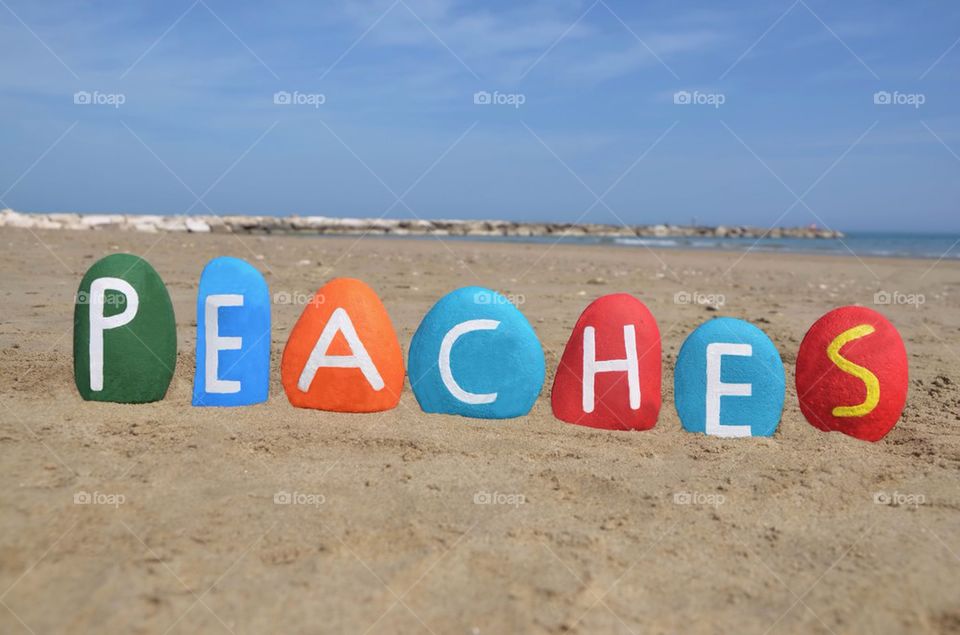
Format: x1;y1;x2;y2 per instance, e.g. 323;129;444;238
89;277;139;391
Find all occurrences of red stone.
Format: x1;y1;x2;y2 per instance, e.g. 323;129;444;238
795;306;908;442
551;293;661;430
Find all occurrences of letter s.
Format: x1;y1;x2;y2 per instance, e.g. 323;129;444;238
826;324;880;417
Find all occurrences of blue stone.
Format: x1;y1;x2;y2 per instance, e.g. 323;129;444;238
408;287;545;419
192;257;271;406
674;317;785;437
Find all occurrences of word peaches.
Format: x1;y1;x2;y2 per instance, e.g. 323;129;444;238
73;254;910;442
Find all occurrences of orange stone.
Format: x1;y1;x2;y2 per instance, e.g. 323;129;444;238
281;278;404;412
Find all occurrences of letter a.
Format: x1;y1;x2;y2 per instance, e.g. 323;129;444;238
298;308;384;392
280;278;404;413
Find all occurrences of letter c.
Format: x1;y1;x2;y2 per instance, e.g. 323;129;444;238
439;319;500;405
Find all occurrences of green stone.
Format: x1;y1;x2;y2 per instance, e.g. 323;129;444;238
73;253;177;403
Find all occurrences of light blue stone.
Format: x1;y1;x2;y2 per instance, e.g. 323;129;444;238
408;287;545;419
192;257;271;407
674;317;785;437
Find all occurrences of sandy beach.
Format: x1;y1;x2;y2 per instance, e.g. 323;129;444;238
1;226;958;634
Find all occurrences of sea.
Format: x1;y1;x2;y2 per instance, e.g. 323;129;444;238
430;231;960;260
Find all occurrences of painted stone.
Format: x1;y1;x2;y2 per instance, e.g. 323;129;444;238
281;278;404;412
192;257;271;407
73;253;176;403
408;287;545;419
551;294;661;430
674;317;785;437
795;306;908;442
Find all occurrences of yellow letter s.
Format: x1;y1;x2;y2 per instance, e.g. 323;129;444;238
826;324;880;417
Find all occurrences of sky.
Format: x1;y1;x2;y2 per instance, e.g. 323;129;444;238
1;0;958;232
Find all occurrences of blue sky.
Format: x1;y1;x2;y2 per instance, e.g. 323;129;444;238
1;0;958;232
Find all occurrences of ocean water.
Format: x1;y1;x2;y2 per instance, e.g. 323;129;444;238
429;232;960;260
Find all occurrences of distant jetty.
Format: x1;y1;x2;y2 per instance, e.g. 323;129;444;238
0;209;843;240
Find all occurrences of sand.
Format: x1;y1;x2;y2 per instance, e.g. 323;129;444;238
1;226;958;634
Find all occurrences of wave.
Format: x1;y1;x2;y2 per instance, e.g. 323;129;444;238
614;238;679;247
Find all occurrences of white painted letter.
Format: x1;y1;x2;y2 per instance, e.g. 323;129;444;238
582;325;640;413
705;342;753;437
298;308;384;392
439;319;500;404
205;294;244;394
89;277;139;391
